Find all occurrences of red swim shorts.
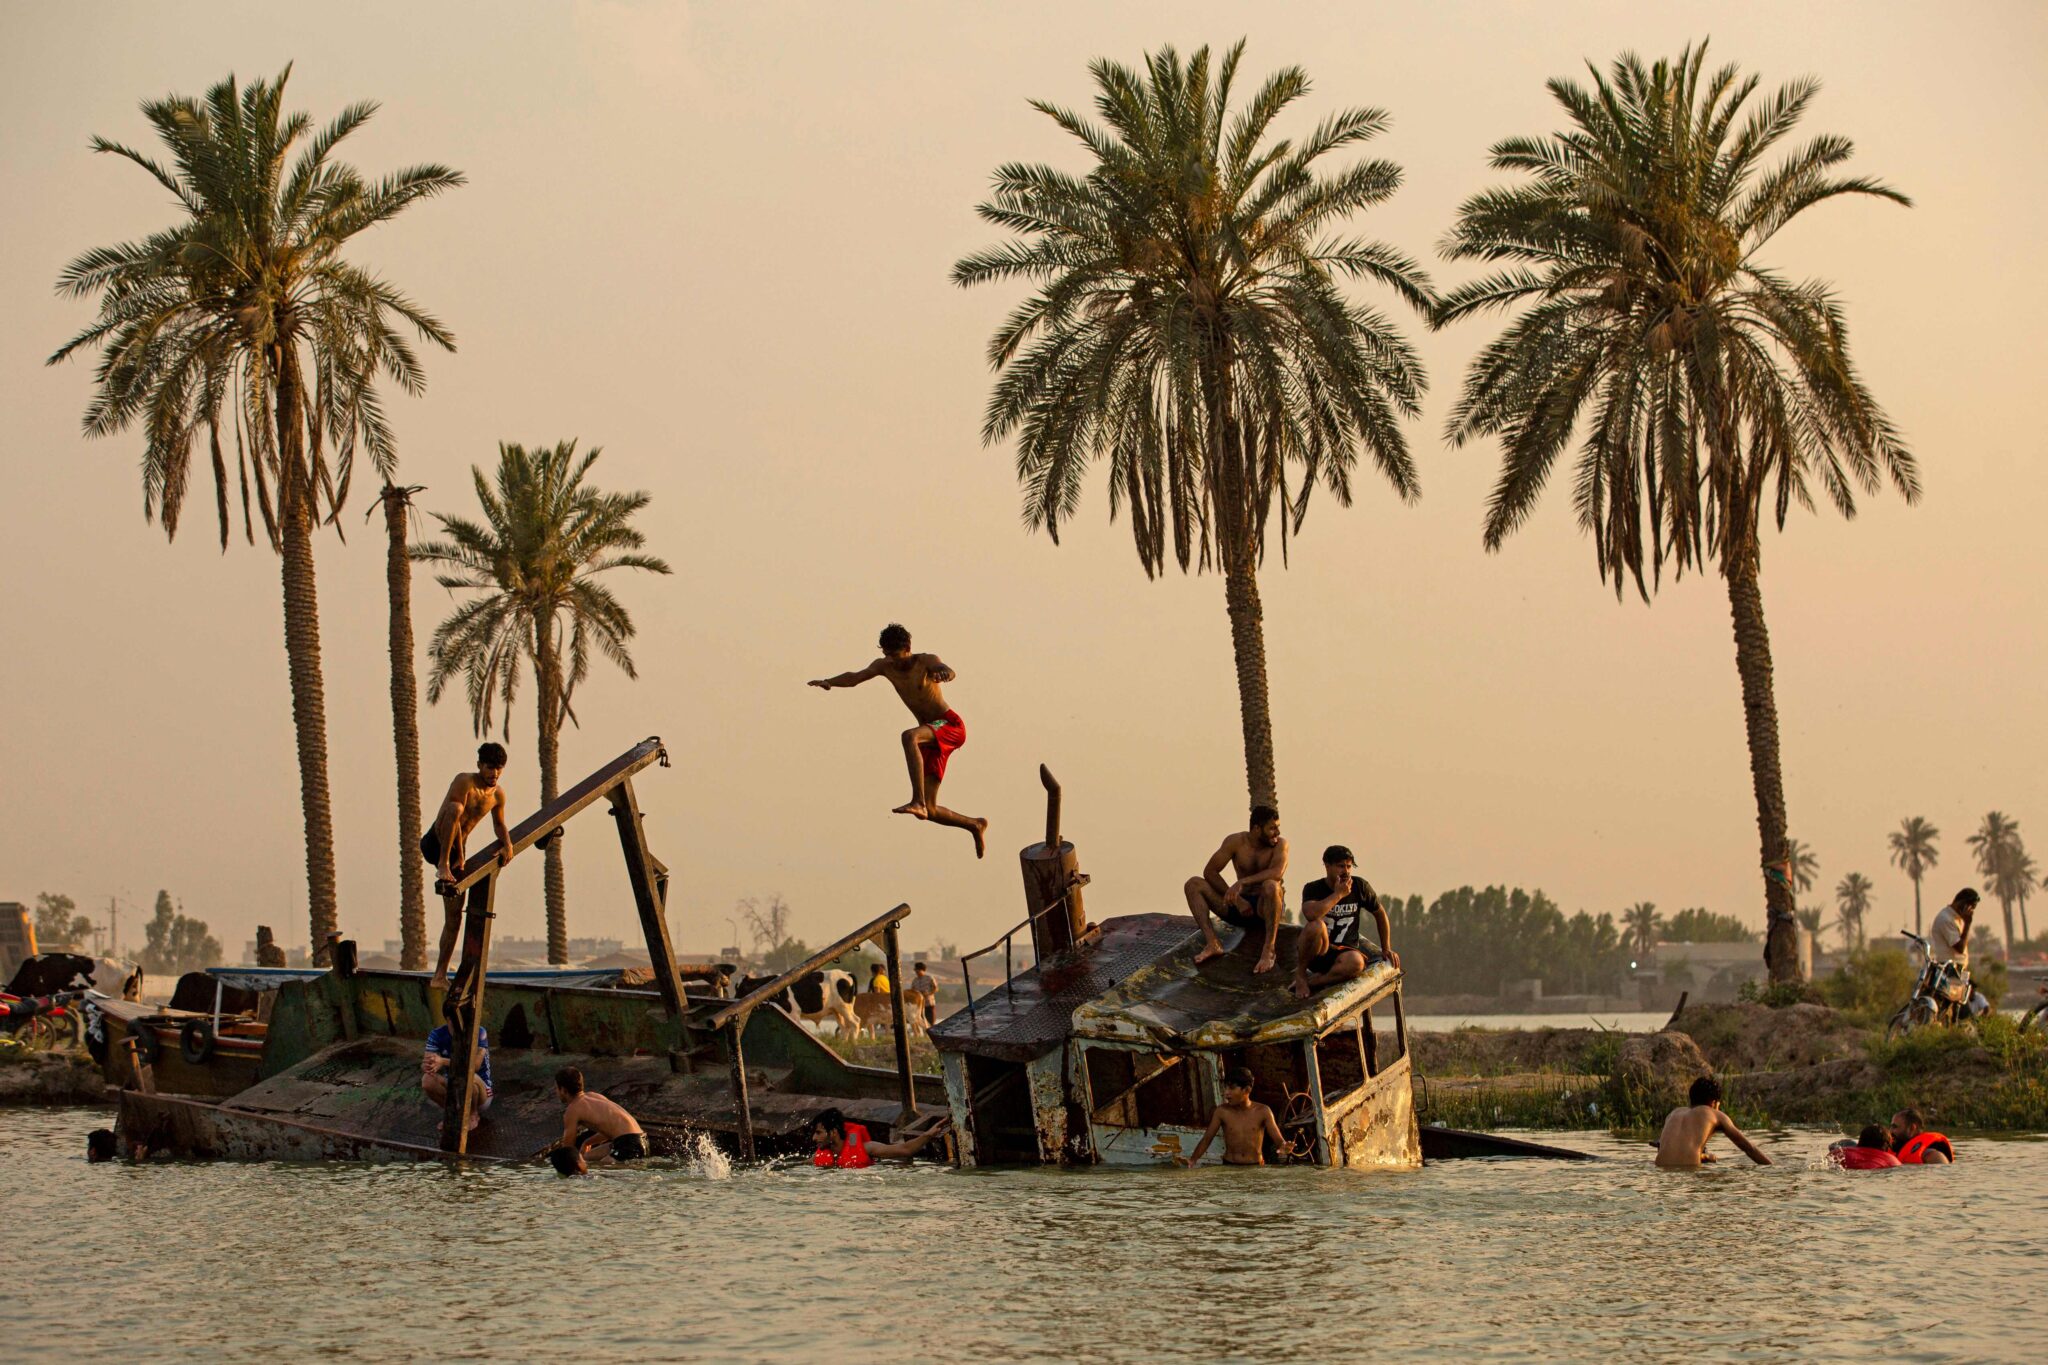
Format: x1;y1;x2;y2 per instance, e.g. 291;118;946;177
921;710;966;781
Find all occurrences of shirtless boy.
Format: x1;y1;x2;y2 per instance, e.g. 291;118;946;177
550;1066;649;1163
1175;1067;1291;1166
809;623;988;858
1185;807;1288;973
423;742;516;989
1655;1075;1772;1169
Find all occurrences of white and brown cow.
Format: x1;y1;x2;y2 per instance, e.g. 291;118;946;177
736;968;859;1037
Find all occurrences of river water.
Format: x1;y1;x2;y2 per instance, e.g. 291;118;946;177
3;1108;2039;1361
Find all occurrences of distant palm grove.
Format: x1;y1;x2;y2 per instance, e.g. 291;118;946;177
49;44;2035;976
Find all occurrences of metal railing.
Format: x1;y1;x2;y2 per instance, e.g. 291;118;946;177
959;873;1089;1016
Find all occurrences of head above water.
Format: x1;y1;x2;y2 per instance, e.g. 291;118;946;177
1890;1107;1924;1138
476;741;508;785
549;1146;587;1177
1857;1124;1893;1151
1249;806;1280;847
86;1128;117;1163
1688;1075;1722;1108
554;1066;585;1098
811;1106;848;1148
878;623;911;657
1223;1065;1256;1099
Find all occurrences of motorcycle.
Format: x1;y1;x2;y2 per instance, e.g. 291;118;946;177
1886;930;1990;1040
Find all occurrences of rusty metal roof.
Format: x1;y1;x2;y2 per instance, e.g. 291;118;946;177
928;914;1196;1063
1072;927;1399;1049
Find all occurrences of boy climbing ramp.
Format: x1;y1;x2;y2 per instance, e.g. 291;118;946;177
809;623;988;858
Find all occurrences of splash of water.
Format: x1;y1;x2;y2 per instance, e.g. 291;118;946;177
689;1130;732;1179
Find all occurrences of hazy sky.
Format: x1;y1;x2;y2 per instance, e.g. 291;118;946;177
2;1;2042;964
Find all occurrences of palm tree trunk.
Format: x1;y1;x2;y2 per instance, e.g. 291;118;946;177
1222;552;1279;813
2000;894;2016;962
1911;872;1922;937
276;373;340;962
534;612;567;964
1723;546;1799;983
383;487;427;970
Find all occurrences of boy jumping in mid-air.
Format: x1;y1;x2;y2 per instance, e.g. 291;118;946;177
809;623;988;858
423;742;516;989
1175;1067;1294;1166
1655;1075;1772;1169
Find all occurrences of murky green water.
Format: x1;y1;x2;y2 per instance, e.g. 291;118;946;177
3;1108;2040;1361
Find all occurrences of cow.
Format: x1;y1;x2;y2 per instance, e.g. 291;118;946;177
851;989;929;1041
735;968;859;1037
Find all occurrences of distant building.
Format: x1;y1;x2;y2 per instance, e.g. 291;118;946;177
1652;941;1767;1002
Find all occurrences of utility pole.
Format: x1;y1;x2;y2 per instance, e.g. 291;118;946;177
108;895;119;960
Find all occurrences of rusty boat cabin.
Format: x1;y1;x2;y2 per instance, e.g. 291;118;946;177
932;911;1418;1169
114;738;935;1164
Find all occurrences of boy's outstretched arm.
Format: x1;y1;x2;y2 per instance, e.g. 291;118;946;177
809;661;881;690
1717;1111;1772;1165
1176;1113;1225;1167
1261;1106;1294;1161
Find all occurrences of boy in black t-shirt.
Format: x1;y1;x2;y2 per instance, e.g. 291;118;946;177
1291;844;1397;1000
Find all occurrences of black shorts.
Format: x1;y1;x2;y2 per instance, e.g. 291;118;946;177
610;1132;649;1161
1217;899;1271;932
420;829;443;865
1309;944;1377;975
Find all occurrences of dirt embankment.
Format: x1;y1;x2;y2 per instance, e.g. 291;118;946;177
1410;1002;2048;1132
0;1049;111;1106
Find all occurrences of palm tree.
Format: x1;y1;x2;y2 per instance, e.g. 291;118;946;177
1784;837;1820;897
2014;848;2039;946
1434;44;1916;983
1969;812;2033;960
953;42;1433;809
414;441;670;962
375;484;428;968
1887;815;1940;936
1834;871;1873;950
1622;901;1662;959
50;69;462;955
1794;904;1829;941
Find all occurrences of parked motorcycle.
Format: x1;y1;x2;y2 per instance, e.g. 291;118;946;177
1886;930;1990;1040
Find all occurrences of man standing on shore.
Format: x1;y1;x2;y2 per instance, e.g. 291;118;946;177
1929;888;1978;971
808;623;988;858
1185;807;1288;974
422;742;516;990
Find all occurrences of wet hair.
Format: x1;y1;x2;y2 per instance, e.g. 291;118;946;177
548;1147;586;1177
1954;888;1980;909
1893;1107;1924;1134
1223;1066;1256;1092
1688;1075;1722;1107
1249;805;1279;829
554;1066;585;1095
477;741;508;768
878;623;911;654
812;1106;848;1139
1857;1124;1893;1151
86;1128;117;1163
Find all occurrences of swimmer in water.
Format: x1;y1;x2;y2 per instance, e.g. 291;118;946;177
1175;1067;1294;1166
1655;1075;1771;1169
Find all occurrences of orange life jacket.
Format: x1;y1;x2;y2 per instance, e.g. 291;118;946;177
814;1121;873;1168
1832;1145;1901;1170
1896;1131;1954;1164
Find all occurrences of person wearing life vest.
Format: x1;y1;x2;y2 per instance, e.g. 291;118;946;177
809;1106;947;1168
1829;1124;1903;1170
1890;1107;1955;1164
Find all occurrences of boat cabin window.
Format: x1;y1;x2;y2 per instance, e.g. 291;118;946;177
1085;1047;1202;1129
1314;1021;1368;1099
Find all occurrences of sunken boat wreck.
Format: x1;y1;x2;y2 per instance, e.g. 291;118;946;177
114;743;1582;1167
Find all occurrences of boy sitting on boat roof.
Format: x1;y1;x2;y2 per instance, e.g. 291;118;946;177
1292;844;1397;1000
1186;806;1289;974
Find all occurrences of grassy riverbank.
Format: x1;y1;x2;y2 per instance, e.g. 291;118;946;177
1412;1002;2048;1134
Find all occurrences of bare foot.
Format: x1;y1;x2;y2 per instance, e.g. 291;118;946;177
1193;940;1227;966
1254;952;1277;974
893;802;929;819
1290;976;1312;1000
970;818;988;859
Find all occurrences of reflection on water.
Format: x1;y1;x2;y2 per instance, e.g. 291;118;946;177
4;1109;2041;1361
